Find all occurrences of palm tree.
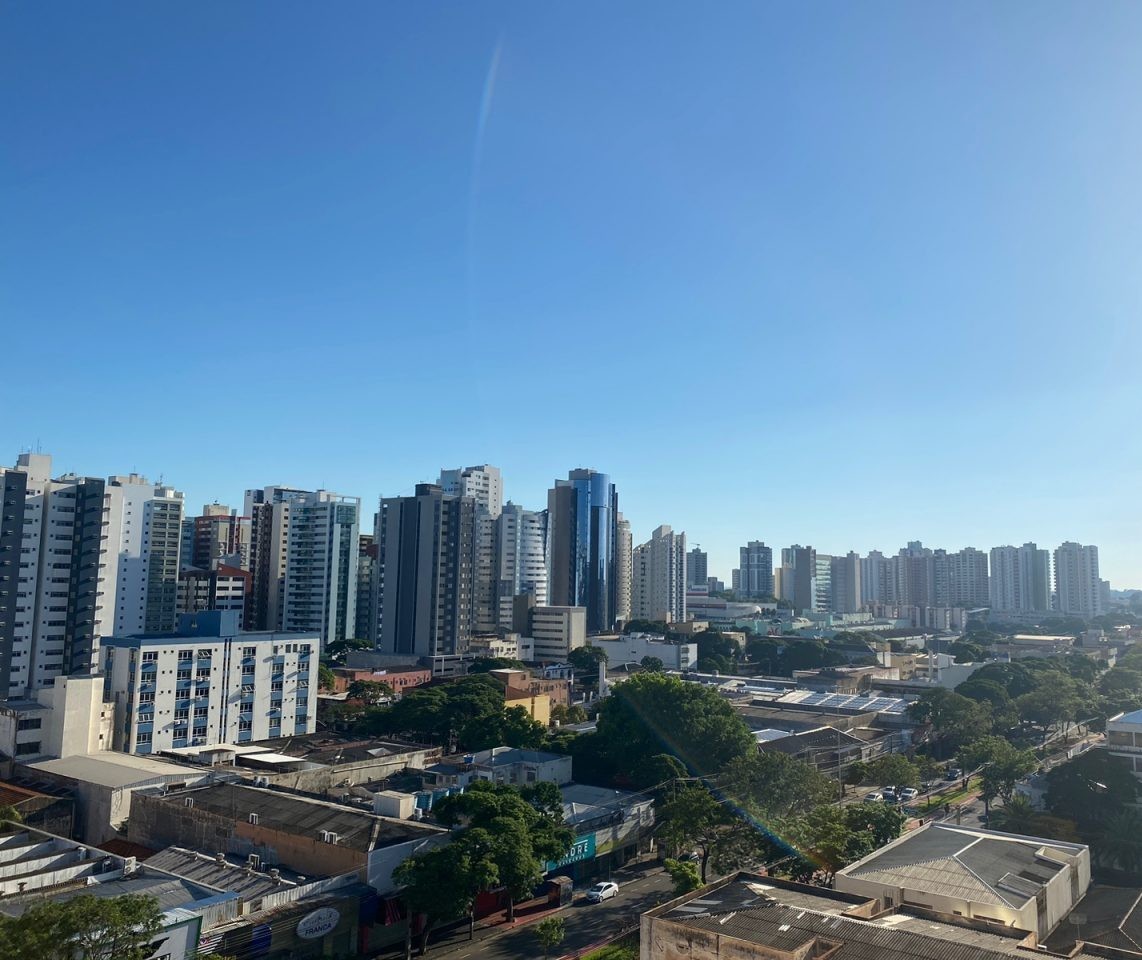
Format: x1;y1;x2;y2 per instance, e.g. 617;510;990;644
1098;809;1142;876
992;795;1037;834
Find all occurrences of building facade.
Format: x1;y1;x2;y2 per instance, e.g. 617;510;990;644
1054;542;1102;617
631;525;687;623
375;483;475;657
990;543;1051;613
829;552;862;614
615;512;632;626
100;610;319;754
438;464;503;519
547;470;619;633
736;541;773;598
687;547;708;589
0;454;112;698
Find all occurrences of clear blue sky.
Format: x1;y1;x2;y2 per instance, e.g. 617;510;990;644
2;2;1139;587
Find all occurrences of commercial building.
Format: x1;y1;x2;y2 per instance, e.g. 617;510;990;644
641;867;1105;960
547;469;619;633
0;674;111;762
1104;709;1142;782
687;547;708;589
736;542;773;598
554;783;654;882
438;463;503;518
1054;542;1102;618
835;823;1090;941
632;525;687;623
22;751;213;843
587;633;697;671
0;453;111;698
374;483;475;657
130;781;450;893
515;603;587;660
100;610;319;754
990;543;1051;613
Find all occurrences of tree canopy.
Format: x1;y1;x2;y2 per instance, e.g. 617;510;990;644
570;673;755;788
0;894;163;960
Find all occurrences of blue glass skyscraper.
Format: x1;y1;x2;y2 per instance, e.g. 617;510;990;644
547;469;618;633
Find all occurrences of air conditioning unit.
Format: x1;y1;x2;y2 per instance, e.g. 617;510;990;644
247;853;261;870
184;797;194;808
253;776;270;788
248;813;259;825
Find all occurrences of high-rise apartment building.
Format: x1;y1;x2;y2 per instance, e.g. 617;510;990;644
356;534;378;641
813;553;833;613
860;550;886;605
438;465;503;519
177;563;250;616
631;525;687;623
547;470;618;633
281;490;359;647
788;545;817;614
490;502;549;630
1054;542;1102;617
375;483;475;657
830;552;862;613
989;543;1050;613
615;513;632;625
185;504;251;571
940;547;989;607
101;611;318;754
0;454;111;698
687;547;708;589
244;485;308;632
736;542;774;598
103;473;184;637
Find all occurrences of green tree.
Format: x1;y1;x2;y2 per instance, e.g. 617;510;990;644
534;917;566;959
658;784;764;883
467;656;527;673
1046;750;1138;829
908;688;992;757
0;894;164;960
324;637;372;663
550;703;588;725
347;679;393;704
845;800;906;847
991;795;1039;835
664;857;702;895
317;663;337;691
0;804;22;826
785;806;873;885
721;751;836;823
640;656;665;672
624;619;669;635
578;673;755;788
865;754;919;789
1016;686;1078;744
1096;808;1142;876
844;760;869;792
434;782;572;921
958;736;1037;809
568;646;608;673
965;661;1037;699
393;831;500;955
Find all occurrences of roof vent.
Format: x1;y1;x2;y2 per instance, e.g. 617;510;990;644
184;797;194;808
248;813;259;825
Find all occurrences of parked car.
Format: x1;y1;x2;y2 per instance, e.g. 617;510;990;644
882;786;897;802
946;767;962;780
863;791;883;803
585;881;619;903
898;787;919;802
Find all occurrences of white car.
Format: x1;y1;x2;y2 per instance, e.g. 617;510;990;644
898;787;919;802
585;881;619;903
863;791;883;802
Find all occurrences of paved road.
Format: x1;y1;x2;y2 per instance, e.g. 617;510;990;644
383;865;673;960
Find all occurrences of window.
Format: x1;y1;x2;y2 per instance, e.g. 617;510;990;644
136;732;152;745
177;650;192;662
16;717;41;731
141;651;158;663
15;741;40;755
177;668;191;680
243;646;256;657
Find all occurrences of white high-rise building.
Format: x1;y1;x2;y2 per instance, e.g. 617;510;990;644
1054;542;1102;618
438;465;503;519
942;547;990;607
244;485;307;632
615;512;632;625
104;473;185;637
631;525;687;623
492;503;549;630
101;611;319;754
0;454;115;699
989;543;1051;613
860;551;886;605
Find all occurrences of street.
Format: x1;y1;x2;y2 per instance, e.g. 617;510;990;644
383;863;673;960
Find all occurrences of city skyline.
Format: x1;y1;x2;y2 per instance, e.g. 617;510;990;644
3;5;1140;589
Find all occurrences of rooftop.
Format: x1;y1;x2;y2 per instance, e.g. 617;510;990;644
25;753;199;788
652;874;1107;960
156;782;446;852
146;846;299;899
838;823;1086;909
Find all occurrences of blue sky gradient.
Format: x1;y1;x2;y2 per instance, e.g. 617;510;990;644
2;2;1139;585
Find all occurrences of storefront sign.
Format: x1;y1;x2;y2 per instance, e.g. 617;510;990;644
297;907;340;940
546;834;596;871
